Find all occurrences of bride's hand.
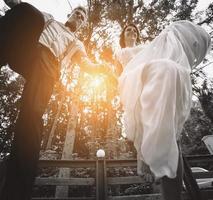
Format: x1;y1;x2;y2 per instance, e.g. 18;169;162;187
137;160;155;184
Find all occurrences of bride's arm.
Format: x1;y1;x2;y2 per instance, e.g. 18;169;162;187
113;50;123;76
114;59;123;76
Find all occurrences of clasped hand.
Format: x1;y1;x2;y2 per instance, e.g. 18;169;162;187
98;62;118;87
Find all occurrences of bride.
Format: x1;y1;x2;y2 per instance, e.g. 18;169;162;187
115;21;211;200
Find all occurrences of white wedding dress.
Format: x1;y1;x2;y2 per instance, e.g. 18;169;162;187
117;20;211;179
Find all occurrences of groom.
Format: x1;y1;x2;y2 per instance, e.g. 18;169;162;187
0;2;113;200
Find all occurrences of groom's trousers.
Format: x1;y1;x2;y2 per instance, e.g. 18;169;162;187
1;45;59;200
0;3;59;199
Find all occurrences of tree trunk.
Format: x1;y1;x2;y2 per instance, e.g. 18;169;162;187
55;101;79;198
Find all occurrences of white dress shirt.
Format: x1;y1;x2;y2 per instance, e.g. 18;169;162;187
0;0;10;16
39;13;86;62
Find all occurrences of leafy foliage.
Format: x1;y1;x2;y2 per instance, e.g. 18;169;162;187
181;104;213;155
0;66;24;157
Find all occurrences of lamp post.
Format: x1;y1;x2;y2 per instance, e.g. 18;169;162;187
96;149;107;200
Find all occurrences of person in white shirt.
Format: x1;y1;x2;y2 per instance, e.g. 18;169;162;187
4;0;20;8
0;0;9;16
116;21;210;200
0;3;114;200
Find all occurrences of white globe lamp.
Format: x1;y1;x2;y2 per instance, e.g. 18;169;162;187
96;149;105;158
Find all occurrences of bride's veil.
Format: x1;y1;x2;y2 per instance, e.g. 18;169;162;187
123;20;211;75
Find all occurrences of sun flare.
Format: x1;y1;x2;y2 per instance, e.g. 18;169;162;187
90;76;104;88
